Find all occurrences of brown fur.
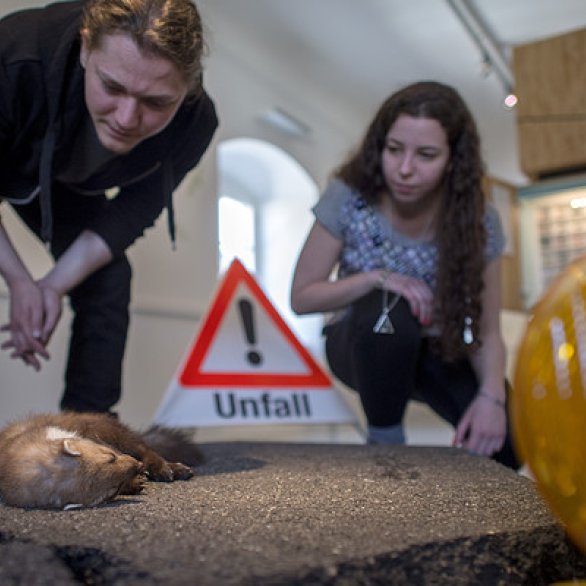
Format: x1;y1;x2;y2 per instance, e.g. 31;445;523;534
0;413;203;510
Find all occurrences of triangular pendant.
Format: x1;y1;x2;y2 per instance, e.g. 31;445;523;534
373;312;394;334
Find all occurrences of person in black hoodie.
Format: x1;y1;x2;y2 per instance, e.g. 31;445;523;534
0;0;218;413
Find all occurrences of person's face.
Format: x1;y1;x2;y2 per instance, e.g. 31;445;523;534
80;32;188;154
381;114;451;206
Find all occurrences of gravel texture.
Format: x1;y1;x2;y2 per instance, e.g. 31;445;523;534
0;442;585;585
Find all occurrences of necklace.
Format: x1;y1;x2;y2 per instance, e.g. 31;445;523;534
373;288;401;334
373;201;437;335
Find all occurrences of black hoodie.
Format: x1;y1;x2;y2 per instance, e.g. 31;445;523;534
0;0;218;255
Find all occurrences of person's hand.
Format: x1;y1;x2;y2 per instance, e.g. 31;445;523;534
380;272;434;326
37;280;63;346
453;391;506;457
1;278;51;370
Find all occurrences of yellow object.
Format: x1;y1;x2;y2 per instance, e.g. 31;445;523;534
513;257;586;555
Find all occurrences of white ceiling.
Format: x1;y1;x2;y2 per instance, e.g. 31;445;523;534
196;0;586;183
4;0;586;184
198;0;586;117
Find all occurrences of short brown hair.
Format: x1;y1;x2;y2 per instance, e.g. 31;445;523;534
82;0;205;96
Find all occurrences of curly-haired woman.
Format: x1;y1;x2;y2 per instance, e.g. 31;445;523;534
291;81;519;469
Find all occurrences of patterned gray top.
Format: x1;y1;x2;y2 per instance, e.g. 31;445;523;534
313;179;505;292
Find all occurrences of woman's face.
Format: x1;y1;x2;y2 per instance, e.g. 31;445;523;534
381;114;451;207
80;32;188;154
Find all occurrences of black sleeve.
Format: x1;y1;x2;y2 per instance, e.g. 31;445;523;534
0;56;12;165
169;92;219;193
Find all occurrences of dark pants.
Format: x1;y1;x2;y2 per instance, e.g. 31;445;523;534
324;290;520;469
9;187;131;413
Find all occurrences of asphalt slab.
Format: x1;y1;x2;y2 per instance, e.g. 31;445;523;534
0;442;585;585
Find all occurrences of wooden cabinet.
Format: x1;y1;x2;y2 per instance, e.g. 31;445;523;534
513;28;586;178
483;177;523;311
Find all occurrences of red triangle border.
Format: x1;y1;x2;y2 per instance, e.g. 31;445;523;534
179;259;331;388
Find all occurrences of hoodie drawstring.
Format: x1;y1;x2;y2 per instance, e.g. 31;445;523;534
164;161;176;251
39;125;56;244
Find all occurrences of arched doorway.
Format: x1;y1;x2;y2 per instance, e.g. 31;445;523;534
217;138;323;355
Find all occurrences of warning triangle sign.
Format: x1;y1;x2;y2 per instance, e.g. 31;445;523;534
180;258;330;387
153;258;357;427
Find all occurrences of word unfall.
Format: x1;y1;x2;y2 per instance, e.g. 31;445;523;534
214;392;312;420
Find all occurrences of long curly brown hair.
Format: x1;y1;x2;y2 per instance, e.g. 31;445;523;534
335;81;486;361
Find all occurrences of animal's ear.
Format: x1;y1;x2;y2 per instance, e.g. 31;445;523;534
62;439;82;457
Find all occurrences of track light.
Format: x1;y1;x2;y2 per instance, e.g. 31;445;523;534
446;0;516;107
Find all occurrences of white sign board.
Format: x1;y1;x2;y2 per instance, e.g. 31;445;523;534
154;259;357;427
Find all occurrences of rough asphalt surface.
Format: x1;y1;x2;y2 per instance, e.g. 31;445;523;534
0;442;585;585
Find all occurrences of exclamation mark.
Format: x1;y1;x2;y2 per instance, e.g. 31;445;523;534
238;298;263;366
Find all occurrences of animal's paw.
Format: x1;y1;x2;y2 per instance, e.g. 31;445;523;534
141;452;175;482
143;455;193;482
169;462;194;481
120;472;147;495
146;462;174;482
129;473;147;494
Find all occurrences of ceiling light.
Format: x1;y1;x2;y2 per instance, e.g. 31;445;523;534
571;197;586;209
259;107;310;138
504;93;518;109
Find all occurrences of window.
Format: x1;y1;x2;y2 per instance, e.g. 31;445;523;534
218;195;256;274
217;138;322;356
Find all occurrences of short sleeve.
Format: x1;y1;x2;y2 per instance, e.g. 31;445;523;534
485;203;506;262
312;179;354;239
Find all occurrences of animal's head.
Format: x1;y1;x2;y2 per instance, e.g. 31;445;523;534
53;438;145;509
